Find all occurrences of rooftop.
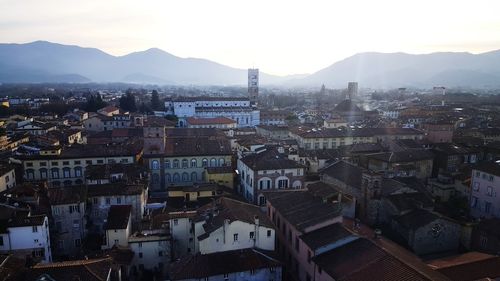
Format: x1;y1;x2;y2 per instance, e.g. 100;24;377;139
169;248;280;280
240;149;304;171
186;117;236;125
300;223;354;251
27;257;113;281
105;205;131;230
264;191;342;232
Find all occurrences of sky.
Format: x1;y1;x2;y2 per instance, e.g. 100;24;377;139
1;0;500;76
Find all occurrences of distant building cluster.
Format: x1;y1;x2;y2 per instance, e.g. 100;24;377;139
1;77;500;281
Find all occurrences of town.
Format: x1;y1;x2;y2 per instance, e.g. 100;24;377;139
0;68;498;281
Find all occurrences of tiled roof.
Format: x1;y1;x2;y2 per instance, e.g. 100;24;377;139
300;223;353;251
393;209;448;231
293;127;424;139
428;252;500;281
27;257;113;281
321;161;363;189
105;205;131;230
198;197;273;239
366;149;434;163
385;192;434;213
8;214;46;228
313;238;450;281
48;185;87;205
306;182;340;199
263;191;342;232
187;117;236;125
474;162;500;177
87;183;144;197
240;149;304;171
169;248;280;280
163;136;232;157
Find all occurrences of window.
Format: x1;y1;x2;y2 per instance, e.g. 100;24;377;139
191;172;197;182
32;226;38;233
489;175;494;182
51;168;59;179
117;197;122;204
182;159;188;168
173;219;178;225
34;239;39;243
114;239;119;245
173;173;180;182
165;173;171;183
86;160;92;165
26;162;33;167
39;168;48;179
480;235;488;248
173;159;179;168
250;231;255;239
473;182;480;191
487;186;494;197
233;233;238;241
74;167;82;177
92;198;98;204
63;168;71;178
165;160;171;169
476;171;481;177
210;158;217;167
158;251;163;257
105;197;111;205
138;242;142;248
471;196;478;208
75;239;81;247
224;273;229;280
278;179;289;188
152;160;159;170
74;160;81;165
219;158;225;166
138;252;143;258
202;158;208;167
182;172;189;182
485;202;492;213
51;162;58;166
191;159;197;168
0;236;3;246
267;230;272;237
63;161;70;166
40;162;47;167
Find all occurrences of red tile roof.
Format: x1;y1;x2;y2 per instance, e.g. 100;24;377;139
187;117;236;125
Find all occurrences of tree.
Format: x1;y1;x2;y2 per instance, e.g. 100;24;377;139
150;90;163;111
119;93;137;112
84;94;106;112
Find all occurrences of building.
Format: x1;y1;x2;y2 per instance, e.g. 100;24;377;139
290;127;424;150
260;110;287;125
347;81;358;99
145;130;232;191
128;232;171;276
164;97;260;128
248;68;259;105
364;149;434;179
323;118;348;129
432;143;479;176
237;148;306;204
169;248;282;281
470;218;500;254
0;213;52;263
0;163;16;192
103;205;132;249
26;257;118;281
48;186;87;257
87;182;146;233
18;141;143;187
169;197;275;258
391;208;461;255
470;162;500;219
83;114;133;132
427;251;500;281
186;117;237;129
97;105;120;116
255;125;290;140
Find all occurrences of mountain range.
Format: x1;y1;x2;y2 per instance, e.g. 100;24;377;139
1;41;500;88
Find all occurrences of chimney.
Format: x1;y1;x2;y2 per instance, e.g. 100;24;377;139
374;228;382;239
254;215;259;226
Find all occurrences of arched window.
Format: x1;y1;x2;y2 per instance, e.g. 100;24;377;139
191;159;197;168
152;160;160;170
74;167;82;177
191;172;197;182
152;174;160;184
165;173;171;183
182;172;189;182
202;158;208;167
39;168;47;179
173;173;180;183
210;158;217;167
63;180;72;187
165;160;171;169
26;169;35;180
63;168;71;178
51;168;59;179
182;159;188;168
173;159;180;169
219;158;225;166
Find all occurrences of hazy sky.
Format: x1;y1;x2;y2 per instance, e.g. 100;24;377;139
1;0;500;76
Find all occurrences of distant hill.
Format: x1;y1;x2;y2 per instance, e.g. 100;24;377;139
294;51;500;88
0;41;290;85
1;41;499;88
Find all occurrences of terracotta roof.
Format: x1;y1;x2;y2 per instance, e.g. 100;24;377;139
366;149;434;163
321;161;363;189
428;252;500;281
27;257;113;281
198;197;274;239
105;205;131;230
313;238;450;281
163;136;232;157
169;249;280;280
48;185;87;205
300;223;354;251
263;191;342;232
87;183;144;197
473;162;500;177
98;105;119;113
240;149;304;171
187;117;236;125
